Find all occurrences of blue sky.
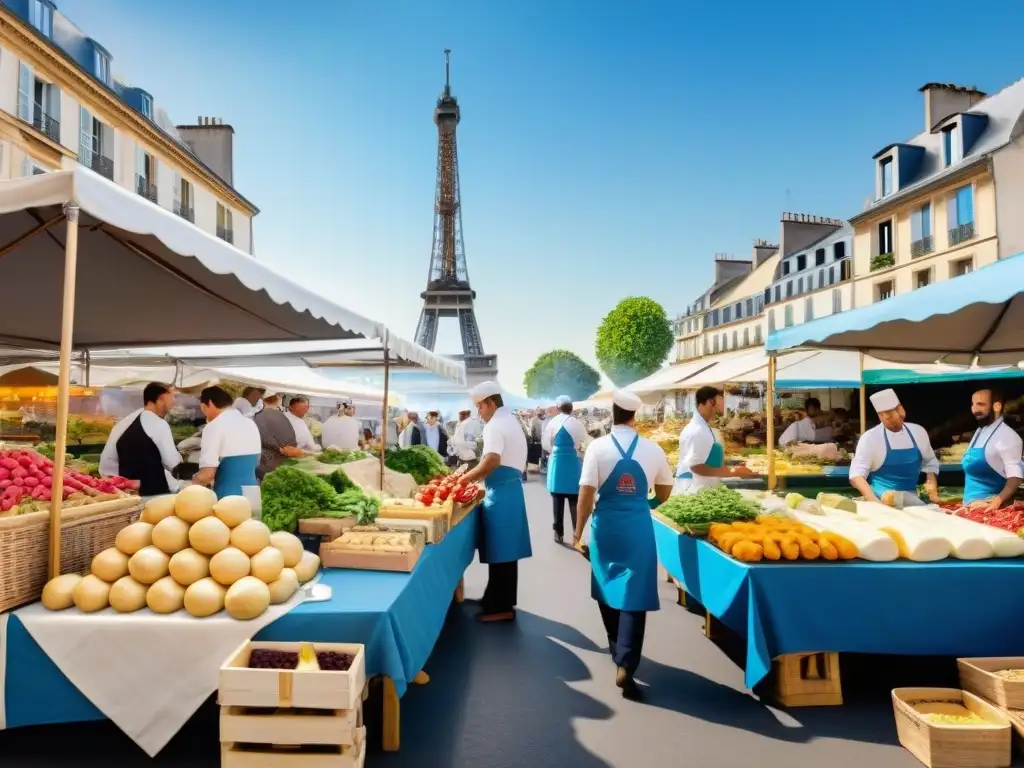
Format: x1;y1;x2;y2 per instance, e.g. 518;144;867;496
56;0;1024;396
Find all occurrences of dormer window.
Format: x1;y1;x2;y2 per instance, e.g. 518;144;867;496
880;157;894;196
942;124;960;167
28;0;53;38
796;254;806;271
140;93;153;119
94;50;111;87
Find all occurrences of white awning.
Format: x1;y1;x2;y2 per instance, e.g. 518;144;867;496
627;359;719;395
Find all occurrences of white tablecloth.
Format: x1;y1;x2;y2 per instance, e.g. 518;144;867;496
14;579;313;756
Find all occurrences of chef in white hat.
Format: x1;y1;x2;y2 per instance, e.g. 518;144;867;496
460;381;532;622
542;395;588;544
574;389;673;700
849;388;941;504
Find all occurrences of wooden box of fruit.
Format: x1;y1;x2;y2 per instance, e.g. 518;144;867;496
377;500;451;543
892;688;1011;768
220;641;366;711
958;658;1024;710
319;526;424;572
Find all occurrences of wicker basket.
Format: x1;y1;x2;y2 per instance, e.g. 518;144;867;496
0;497;142;613
957;658;1024;710
892;687;1011;768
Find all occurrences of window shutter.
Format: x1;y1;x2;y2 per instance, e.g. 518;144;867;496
172;172;181;212
20;155;30;178
17;62;32;121
79;106;92;165
135;146;145;178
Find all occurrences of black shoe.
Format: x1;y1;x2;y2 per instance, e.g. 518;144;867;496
553;531;563;544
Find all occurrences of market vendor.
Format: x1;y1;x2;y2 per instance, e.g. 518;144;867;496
849;388;941;504
284;396;320;453
99;382;182;497
961;388;1023;509
253;393;304;479
411;409;448;456
461;381;531;623
778;397;821;447
192;386;262;498
574;389;673;700
674;386;753;494
448;408;481;468
321;400;361;451
543;395;588;544
232;386;265;418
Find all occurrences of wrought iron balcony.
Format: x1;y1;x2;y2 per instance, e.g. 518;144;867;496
217;226;234;244
79;150;114;180
910;235;934;258
135;175;158;204
31;107;60;143
948;221;975;247
173;201;195;223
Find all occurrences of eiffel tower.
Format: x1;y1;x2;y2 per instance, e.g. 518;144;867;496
413;50;498;382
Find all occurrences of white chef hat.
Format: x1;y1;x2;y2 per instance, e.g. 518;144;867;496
555;395;571;407
869;388;900;413
468;380;502;403
612;389;642;412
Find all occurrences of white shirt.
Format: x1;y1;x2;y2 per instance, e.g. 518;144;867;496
966;418;1023;480
285;411;319;453
541;413;588;453
580;426;673;491
779;417;817;447
321;414;361;451
450;418;481;460
674;410;721;494
849;422;940;480
199;408;261;469
481;407;528;470
423;423;441;451
99;408;182;490
233;397;258;418
399;423;417;449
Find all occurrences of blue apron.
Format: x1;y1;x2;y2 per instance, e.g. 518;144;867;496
480;465;532;564
590;434;659;612
675;421;725;484
867;427;923;497
962;420;1009;504
214;454;259;499
547;419;582;495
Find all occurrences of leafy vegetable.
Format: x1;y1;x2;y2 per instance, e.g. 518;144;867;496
335;489;380;525
384;446;448;484
658;486;759;535
327;468;357;495
260;467;345;532
319;449;371;465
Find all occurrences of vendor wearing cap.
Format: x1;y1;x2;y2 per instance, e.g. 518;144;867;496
674;386;754;494
574;390;673;700
461;381;531;622
961;388;1023;509
849;388;941;504
321;400;361;451
543;395;588;544
448;408;481;467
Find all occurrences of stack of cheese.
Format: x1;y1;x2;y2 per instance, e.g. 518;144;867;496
41;486;321;620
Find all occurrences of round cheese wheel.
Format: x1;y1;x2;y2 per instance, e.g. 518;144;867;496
249;546;284;584
42;573;83;610
73;574;111;612
109;575;148;613
214;495;252;528
294;551;320;584
128;545;170;585
147;576;186;614
115;522;154;556
174;485;217;524
141;495;177;525
269;531;304;568
168;548;210;586
152;515;191;555
91;547;130;582
189;516;231;555
267;568;299;604
224;576;271;620
209;547;250;586
230;519;271;557
183;577;225;618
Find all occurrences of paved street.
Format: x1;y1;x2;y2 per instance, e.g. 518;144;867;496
0;477;970;767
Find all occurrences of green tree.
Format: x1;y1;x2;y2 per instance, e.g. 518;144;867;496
595;296;674;386
523;350;601;402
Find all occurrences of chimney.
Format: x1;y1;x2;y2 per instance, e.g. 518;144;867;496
176;116;235;186
752;238;777;268
919;83;987;131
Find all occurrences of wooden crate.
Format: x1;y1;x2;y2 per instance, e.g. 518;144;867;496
298;518;356;540
220;705;361;747
374;516;436;544
773;652;843;707
958;658;1024;710
376;505;451;540
892;688;1011;768
222;727;366;768
219;642;366;711
320;534;424;573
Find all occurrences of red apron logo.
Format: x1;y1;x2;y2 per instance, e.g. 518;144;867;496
617;473;637;494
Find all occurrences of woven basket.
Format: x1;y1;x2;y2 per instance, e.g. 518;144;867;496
892;687;1011;768
0;497;142;613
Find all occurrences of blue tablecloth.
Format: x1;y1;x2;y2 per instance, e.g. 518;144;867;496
654;518;1024;690
1;510;478;730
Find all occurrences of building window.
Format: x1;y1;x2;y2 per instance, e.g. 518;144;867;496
782;261;791;276
796;254;806;271
880;157;894;197
713;335;720;353
732;331;738;349
914;268;932;289
20;156;52;176
815;248;826;266
950;257;974;278
784;305;794;327
763;288;771;305
878;219;894;255
79;107;114;179
19;64;61;143
767;310;776;332
948;185;975;246
743;328;750;347
745;298;753;317
28;0;53;38
754;325;763;344
797;277;804;294
135;148;157;202
785;281;793;298
816;270;824;289
140;93;153;119
774;285;781;302
805;297;814;322
95;50;112;87
911;203;933;257
875;280;895;302
174;175;195;222
217;203;234;244
840;259;852;281
723;306;732;324
942;125;960;167
832;289;842;314
828;265;836;284
833;241;846;260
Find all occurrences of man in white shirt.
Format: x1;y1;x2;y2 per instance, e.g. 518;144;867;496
675;386;753;494
232;386;265;418
398;412;419;449
321;400;362;452
461;381;531;623
411;409;448;456
193;386;262;499
284;396;320;453
849;388;941;504
778;397;821;447
99;382;182;497
961;388;1023;509
543;395;589;543
575;390;673;700
448;408;481;467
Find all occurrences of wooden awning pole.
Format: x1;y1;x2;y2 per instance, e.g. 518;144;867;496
380;331;390;491
859;351;867;436
766;354;777;490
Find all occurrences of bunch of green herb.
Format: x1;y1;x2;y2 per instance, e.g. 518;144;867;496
319;449;370;465
657;485;759;535
327;467;357;495
384;445;448;484
260;466;345;532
